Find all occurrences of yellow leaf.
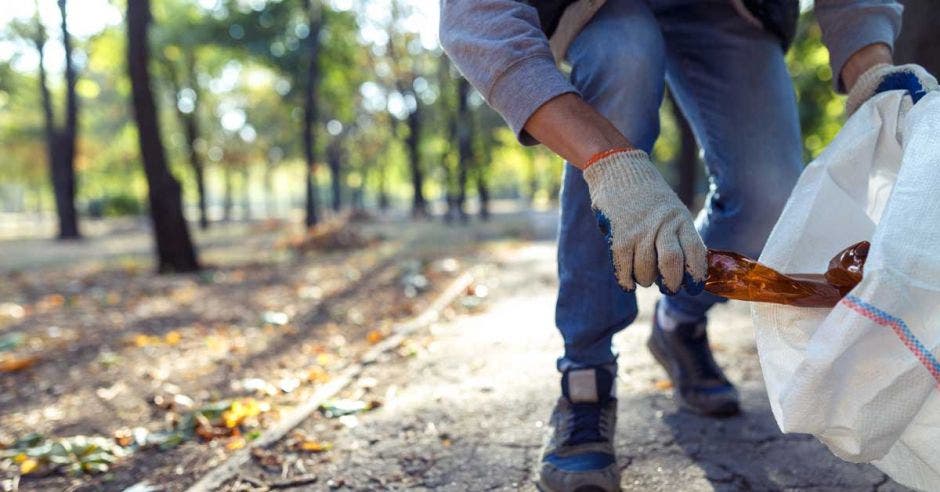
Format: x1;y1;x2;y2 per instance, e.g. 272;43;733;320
20;458;39;474
299;440;332;452
307;366;330;383
366;330;384;345
0;355;38;372
165;331;182;345
226;437;246;450
13;453;26;463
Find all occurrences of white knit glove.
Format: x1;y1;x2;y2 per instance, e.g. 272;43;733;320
583;149;707;294
845;63;938;117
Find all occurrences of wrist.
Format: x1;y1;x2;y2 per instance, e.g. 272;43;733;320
582;149;659;189
842;43;893;93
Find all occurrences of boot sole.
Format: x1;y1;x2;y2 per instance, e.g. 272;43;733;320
646;332;740;417
536;479;619;492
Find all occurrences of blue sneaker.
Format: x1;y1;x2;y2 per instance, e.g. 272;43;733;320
537;366;620;492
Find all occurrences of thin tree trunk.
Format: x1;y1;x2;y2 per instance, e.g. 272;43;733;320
303;0;322;228
454;78;471;223
241;168;251;221
56;0;79;239
670;94;698;208
264;161;275;218
127;0;199;273
163;56;209;229
327;139;342;212
377;161;389;211
35;5;80;240
223;167;233;222
406;104;427;218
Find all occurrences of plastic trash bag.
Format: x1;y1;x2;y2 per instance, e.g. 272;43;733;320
751;90;940;491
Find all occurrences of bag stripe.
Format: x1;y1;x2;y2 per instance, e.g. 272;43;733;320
842;295;940;386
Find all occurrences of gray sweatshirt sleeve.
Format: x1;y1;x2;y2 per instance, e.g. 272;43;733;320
439;0;579;145
815;0;903;92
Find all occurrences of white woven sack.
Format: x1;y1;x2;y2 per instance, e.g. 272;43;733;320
751;90;940;491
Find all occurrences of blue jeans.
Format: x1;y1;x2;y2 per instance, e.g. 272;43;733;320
555;0;803;367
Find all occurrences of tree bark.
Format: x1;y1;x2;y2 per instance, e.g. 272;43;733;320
163;56;209;229
405;105;428;218
670;94;698;208
327;138;342;212
263;161;275;218
35;3;81;240
56;0;80;239
223;166;233;222
303;0;322;228
454;78;472;223
127;0;199;273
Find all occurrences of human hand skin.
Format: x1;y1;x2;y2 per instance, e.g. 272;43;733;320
523;93;634;169
522;93;706;294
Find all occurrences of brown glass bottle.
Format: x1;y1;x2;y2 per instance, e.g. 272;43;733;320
704;241;870;307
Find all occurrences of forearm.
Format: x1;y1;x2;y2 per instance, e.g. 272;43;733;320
523;93;634;169
814;0;901;92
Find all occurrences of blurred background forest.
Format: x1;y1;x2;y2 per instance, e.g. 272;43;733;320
4;0;933;257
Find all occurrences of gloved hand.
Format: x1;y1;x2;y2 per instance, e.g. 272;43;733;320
845;63;938;117
582;149;707;294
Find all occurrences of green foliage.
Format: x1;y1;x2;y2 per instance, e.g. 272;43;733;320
87;193;144;218
788;13;844;160
0;3;851;217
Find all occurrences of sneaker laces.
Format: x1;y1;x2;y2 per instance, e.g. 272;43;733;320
565;403;604;445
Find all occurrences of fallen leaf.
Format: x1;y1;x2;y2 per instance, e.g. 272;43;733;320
297;440;332;453
226;436;246;450
165;331;182;345
307;366;330;383
0;355;38;372
654;379;673;390
366;330;384;345
20;457;39;474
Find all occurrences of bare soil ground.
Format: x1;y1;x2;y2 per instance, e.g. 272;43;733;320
0;211;553;491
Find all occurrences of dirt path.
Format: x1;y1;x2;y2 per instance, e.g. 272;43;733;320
224;241;908;491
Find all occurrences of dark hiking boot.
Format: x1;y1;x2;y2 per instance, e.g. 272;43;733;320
647;303;740;416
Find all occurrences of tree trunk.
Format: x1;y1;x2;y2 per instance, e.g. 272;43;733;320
454;78;472;223
241;168;252;221
327;139;342;212
36;4;80;240
406;104;428;218
126;0;199;273
476;173;490;221
893;0;940;74
377;162;390;211
264;161;275;218
163;56;209;229
670;94;698;209
303;0;322;228
223;167;233;222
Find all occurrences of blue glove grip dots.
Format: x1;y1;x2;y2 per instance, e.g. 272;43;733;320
593;209;636;293
683;271;705;296
655;272;705;296
876;71;929;104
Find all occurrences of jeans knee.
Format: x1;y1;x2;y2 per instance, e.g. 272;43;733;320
566;10;665;149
